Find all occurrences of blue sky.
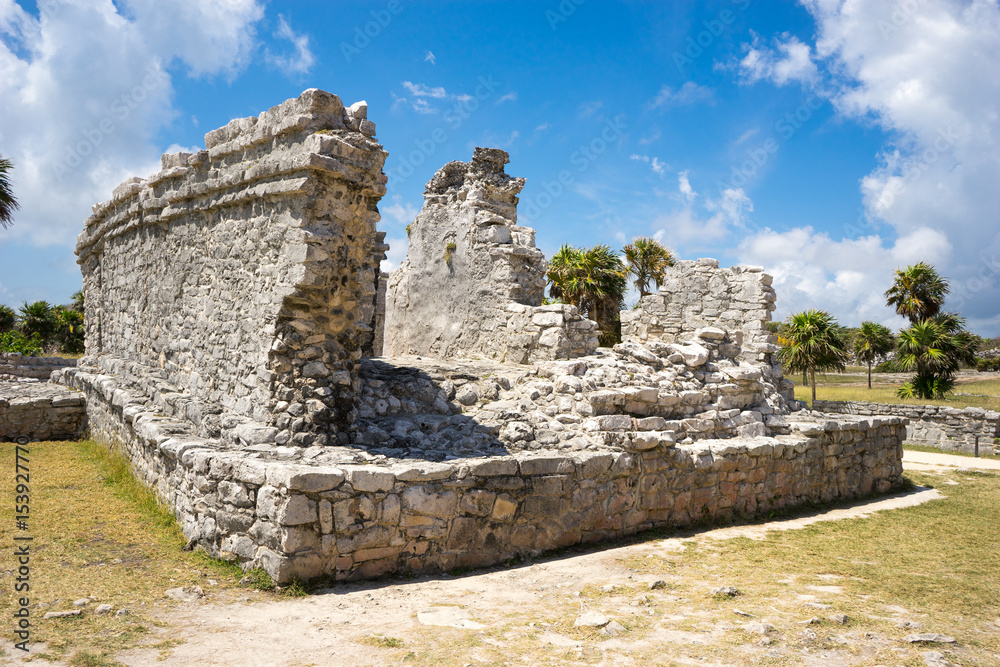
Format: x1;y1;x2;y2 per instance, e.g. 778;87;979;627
2;0;999;335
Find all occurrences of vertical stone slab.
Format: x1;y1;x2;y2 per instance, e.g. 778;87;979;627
382;148;549;361
75;89;388;446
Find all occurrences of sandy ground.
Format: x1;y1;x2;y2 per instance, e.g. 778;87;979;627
10;452;995;667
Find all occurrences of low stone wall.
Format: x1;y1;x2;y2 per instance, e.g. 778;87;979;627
504;303;598;363
0;353;77;380
58;363;905;584
0;381;88;442
814;400;999;454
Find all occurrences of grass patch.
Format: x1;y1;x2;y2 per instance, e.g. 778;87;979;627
0;440;270;664
904;443;1000;458
796;376;1000;410
359;634;406;648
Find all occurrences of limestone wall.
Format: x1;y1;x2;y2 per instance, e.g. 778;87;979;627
383;148;597;363
813;400;999;454
56;363;905;584
0;353;77;380
0;381;87;442
75;89;387;446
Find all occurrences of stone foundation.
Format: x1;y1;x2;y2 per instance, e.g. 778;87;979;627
813;400;999;454
56;364;905;584
0;381;87;442
0;353;77;380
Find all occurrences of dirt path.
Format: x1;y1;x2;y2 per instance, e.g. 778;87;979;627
102;483;948;666
903;449;1000;471
8;455;993;666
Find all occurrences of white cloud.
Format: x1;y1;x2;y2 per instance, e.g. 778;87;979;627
265;15;314;75
578;101;603;118
733;2;1000;333
381;195;420;227
401;81;449;99
677;170;695;201
649;81;713;109
630;154;666;177
0;0;265;247
534;123;551;133
738;33;818;86
495;91;518;105
424;50;436;65
651;173;751;252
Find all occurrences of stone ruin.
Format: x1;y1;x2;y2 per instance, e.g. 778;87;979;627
47;89;907;584
383;147;598;363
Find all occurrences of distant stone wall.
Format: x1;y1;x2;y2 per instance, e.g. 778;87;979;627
621;259;790;399
57;364;905;584
383;148;597;363
0;381;87;442
75;89;387;446
813;400;999;454
503;303;599;363
0;353;77;380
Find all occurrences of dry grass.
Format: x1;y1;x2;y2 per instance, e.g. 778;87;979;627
796;376;1000;411
0;440;273;665
348;471;1000;666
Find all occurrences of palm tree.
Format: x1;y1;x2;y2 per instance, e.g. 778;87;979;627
0;305;15;332
547;243;627;346
853;322;895;389
777;309;849;403
884;262;949;324
18;301;56;345
896;313;978;399
622;237;675;297
0;154;19;229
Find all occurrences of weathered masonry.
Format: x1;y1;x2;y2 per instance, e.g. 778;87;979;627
75;89;386;446
56;89;907;584
814;400;999;455
383;148;598;363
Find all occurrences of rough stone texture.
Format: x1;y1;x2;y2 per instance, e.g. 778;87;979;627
0;353;77;380
383;148;598;363
813;400;1000;454
0;381;88;442
54;364;905;584
75;89;387;447
47;91;908;585
622;260;780;364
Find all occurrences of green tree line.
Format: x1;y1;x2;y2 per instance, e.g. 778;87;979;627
0;293;85;356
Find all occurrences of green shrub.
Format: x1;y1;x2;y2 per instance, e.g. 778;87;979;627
0;304;15;332
875;358;903;373
975;357;1000;372
0;330;44;356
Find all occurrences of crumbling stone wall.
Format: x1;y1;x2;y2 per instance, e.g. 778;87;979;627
0;381;87;442
383;148;597;363
621;259;791;401
55;364;905;583
0;353;76;380
75;90;387;446
814;400;1000;454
